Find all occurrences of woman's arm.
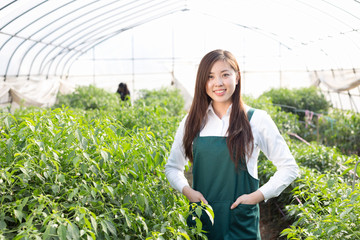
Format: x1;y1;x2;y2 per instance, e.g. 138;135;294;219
255;110;299;201
165;116;191;193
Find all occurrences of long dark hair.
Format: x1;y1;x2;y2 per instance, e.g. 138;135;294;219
183;49;254;167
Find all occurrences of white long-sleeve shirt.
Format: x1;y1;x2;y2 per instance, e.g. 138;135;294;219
165;104;299;201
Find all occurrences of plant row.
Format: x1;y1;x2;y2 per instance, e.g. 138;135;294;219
260;87;360;155
0;87;204;239
1;85;359;239
246;95;360;239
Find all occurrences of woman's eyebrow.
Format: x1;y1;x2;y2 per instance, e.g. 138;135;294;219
209;69;231;74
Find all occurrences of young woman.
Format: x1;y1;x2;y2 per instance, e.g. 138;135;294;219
165;49;299;239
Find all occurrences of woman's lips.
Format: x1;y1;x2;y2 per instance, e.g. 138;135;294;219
214;89;226;96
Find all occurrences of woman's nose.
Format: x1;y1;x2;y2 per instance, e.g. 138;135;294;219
214;76;223;86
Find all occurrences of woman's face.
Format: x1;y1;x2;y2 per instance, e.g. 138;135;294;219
206;60;239;109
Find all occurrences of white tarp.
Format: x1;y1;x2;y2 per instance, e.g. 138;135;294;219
310;69;360;92
0;78;75;108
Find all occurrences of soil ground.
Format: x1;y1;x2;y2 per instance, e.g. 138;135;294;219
259;199;290;240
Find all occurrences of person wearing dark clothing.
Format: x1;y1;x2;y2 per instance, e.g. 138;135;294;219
116;82;130;101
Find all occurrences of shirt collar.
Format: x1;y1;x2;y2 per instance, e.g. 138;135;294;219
207;102;233;117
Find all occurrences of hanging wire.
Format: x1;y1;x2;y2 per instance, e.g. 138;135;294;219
0;0;17;11
0;1;48;31
294;0;360;51
321;0;360;21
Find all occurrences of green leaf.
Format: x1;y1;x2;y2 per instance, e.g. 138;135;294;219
81;137;88;150
341;166;353;176
75;129;82;142
100;220;108;234
57;225;67;240
58;174;66;183
0;220;7;230
204;204;214;225
106;186;114;197
66;133;75;148
52;184;60;194
104;220;117;236
195;218;202;232
195;207;202;218
19;197;29;211
13;235;26;240
68;187;78;201
14;209;24;222
120;209;131;227
120;174;127;183
6;138;13;151
90;216;97;233
178;232;191;240
84;217;92;229
340;207;353;219
67;222;80;240
101;150;109;162
43;223;53;240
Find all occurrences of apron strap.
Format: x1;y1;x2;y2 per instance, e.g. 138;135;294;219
247;108;255;122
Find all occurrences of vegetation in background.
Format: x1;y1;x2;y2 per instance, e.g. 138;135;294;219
246;91;360;239
135;88;185;117
261;87;359;156
260;87;331;119
317;109;360;155
0;86;207;239
1;85;359;239
54;85;124;111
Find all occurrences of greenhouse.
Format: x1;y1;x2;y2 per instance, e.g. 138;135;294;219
0;0;359;239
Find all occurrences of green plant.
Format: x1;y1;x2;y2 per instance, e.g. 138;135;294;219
243;95;299;134
317;109;360;155
135;87;185;117
261;87;331;119
282;167;360;239
54;85;124;110
0;88;202;239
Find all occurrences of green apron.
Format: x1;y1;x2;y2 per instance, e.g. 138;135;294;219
187;109;261;240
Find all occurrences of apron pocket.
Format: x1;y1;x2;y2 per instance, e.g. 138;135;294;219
227;204;260;240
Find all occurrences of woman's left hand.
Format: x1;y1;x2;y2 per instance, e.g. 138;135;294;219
230;190;265;209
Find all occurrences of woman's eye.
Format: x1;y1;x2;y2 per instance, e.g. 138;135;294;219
208;75;214;79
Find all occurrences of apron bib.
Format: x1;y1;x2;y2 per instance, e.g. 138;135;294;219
187;109;261;240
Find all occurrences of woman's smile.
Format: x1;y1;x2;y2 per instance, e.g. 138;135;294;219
214;89;226;96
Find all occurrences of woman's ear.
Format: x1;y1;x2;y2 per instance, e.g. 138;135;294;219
236;72;240;84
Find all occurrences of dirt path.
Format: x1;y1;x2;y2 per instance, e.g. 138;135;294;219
259;199;290;240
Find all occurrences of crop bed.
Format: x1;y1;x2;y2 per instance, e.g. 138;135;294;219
0;87;359;239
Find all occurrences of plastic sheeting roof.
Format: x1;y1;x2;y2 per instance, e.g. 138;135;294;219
0;0;187;79
1;0;360;80
0;0;360;112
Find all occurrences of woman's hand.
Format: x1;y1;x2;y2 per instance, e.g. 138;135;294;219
182;186;208;204
230;190;264;209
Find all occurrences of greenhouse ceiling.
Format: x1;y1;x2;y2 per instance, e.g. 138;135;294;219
0;0;360;111
0;0;359;77
0;0;188;79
